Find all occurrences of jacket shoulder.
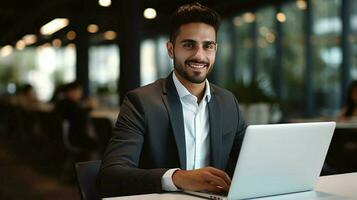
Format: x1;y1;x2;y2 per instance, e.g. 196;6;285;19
127;79;165;97
210;83;235;99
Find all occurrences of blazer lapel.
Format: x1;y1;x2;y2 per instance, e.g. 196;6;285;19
208;90;223;169
162;74;187;170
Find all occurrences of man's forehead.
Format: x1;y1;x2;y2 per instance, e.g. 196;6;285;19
176;23;216;42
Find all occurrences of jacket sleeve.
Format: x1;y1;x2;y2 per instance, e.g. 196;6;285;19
225;96;247;177
96;91;168;197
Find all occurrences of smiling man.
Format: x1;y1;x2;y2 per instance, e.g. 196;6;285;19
97;2;247;197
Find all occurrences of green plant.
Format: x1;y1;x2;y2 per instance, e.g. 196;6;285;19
96;85;110;95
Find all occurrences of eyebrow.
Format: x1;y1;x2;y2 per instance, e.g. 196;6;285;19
180;39;216;44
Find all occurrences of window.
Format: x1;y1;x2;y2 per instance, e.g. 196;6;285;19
215;21;234;86
140;39;157;86
232;13;255;85
255;7;276;97
281;2;306;118
89;44;119;107
312;0;342;116
0;45;76;101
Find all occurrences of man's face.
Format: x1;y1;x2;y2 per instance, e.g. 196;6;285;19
167;23;217;84
67;87;83;102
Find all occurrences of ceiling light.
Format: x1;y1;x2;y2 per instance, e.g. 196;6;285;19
259;27;269;36
1;45;13;57
52;39;62;48
104;30;117;40
87;24;99;33
265;32;276;43
67;43;76;49
66;31;76;40
276;12;287;23
37;43;51;50
23;34;37;45
42;43;51;48
16;40;26;50
243;12;256;23
232;16;242;26
98;0;111;7
296;0;307;10
143;8;157;19
40;18;69;35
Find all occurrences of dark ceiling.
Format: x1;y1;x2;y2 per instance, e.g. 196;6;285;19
0;0;287;47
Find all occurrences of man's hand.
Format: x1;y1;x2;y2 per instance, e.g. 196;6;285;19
172;167;231;193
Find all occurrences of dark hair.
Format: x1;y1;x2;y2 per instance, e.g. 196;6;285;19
21;84;33;94
169;2;221;43
345;80;357;117
64;81;82;92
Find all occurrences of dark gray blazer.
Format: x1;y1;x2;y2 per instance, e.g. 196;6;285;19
97;73;247;197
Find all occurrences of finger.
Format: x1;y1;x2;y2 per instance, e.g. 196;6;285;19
204;183;227;193
204;173;230;191
207;167;231;186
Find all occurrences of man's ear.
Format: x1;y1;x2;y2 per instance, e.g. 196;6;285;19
166;41;174;59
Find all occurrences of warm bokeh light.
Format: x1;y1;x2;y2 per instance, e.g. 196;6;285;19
87;24;99;33
43;43;51;48
276;12;287;23
23;34;37;45
98;0;111;7
232;16;242;26
16;40;26;50
40;18;69;35
52;39;62;48
296;0;307;10
66;31;76;40
67;43;76;49
104;30;117;40
243;12;256;23
265;32;276;43
0;45;13;57
143;8;157;19
259;26;269;36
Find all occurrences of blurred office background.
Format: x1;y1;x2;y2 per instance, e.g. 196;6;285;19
0;0;356;199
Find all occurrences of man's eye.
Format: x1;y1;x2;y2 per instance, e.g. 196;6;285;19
183;43;195;48
204;43;215;50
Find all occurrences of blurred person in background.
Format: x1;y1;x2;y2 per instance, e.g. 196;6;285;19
7;83;53;111
16;84;43;111
55;81;98;152
338;80;357;122
50;84;66;103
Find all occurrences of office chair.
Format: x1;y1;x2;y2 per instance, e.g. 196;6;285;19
75;160;102;200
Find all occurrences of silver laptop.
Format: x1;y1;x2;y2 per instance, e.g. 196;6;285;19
185;122;336;200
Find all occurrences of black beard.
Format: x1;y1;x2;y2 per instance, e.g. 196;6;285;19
173;56;211;84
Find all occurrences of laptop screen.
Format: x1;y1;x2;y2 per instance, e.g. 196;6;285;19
228;122;335;200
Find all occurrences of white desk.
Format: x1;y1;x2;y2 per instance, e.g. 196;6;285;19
104;173;357;200
336;122;357;129
315;173;357;198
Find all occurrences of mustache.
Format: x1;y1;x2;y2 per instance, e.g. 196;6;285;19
185;59;209;65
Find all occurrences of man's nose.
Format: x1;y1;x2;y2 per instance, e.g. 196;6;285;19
193;45;206;59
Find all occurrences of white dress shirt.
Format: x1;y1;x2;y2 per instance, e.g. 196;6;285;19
161;72;211;191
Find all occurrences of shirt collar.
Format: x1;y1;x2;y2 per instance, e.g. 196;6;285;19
172;71;211;102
